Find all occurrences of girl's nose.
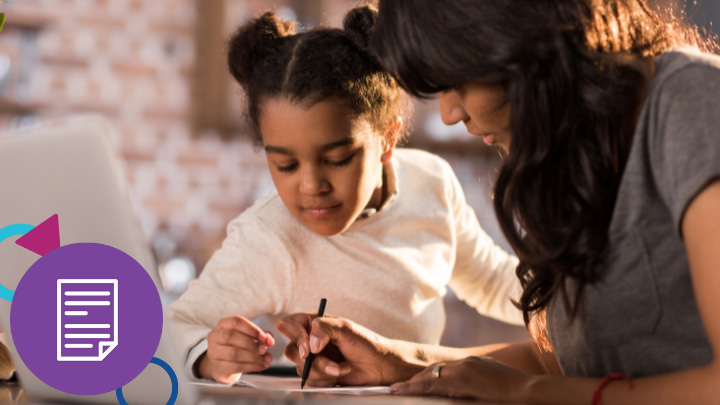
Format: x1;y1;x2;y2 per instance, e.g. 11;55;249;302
299;165;330;195
438;90;469;126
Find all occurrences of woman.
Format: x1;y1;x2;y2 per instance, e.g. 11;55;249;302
276;0;720;403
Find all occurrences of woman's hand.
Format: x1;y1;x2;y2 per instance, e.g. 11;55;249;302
389;356;531;402
197;315;275;384
276;313;423;387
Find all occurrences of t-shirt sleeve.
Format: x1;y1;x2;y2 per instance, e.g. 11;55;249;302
165;214;295;375
443;162;524;326
652;62;720;236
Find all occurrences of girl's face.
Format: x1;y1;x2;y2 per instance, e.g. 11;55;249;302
259;97;392;236
437;82;511;151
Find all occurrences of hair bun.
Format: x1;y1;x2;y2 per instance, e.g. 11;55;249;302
343;5;378;50
228;11;296;85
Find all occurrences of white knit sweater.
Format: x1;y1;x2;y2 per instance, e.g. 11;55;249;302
167;148;522;375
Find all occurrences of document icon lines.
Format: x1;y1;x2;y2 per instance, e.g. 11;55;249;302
64;291;110;296
64;301;111;306
57;279;118;361
64;311;88;316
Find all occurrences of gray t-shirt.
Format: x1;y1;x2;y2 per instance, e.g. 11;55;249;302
547;48;720;377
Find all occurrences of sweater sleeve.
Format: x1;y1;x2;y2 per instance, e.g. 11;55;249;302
444;163;524;326
165;213;296;377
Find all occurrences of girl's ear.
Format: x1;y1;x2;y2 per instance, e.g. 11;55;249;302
381;116;402;163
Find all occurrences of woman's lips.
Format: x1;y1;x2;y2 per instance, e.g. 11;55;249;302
468;129;495;146
482;134;494;146
303;204;341;219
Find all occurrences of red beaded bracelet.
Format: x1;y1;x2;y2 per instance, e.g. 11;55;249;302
592;373;634;405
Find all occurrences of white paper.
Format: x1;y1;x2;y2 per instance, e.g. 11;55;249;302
57;279;118;361
193;374;390;395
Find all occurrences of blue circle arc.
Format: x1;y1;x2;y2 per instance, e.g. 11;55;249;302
115;357;179;405
0;224;35;302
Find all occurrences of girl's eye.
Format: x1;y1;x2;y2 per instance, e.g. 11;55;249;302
327;154;355;167
276;163;298;172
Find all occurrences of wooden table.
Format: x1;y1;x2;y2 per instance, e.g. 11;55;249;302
0;381;518;404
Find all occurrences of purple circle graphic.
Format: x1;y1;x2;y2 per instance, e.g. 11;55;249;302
10;243;162;395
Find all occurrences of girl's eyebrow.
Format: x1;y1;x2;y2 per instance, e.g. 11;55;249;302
264;137;355;155
320;137;354;151
264;145;293;155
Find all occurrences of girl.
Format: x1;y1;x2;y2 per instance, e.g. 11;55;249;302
277;0;720;402
167;5;523;384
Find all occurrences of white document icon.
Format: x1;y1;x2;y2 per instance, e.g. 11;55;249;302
57;279;118;361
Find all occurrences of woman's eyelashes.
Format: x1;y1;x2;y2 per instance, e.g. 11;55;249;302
274;153;356;173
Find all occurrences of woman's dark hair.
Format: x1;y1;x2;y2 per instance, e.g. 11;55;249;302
370;0;717;326
227;5;410;146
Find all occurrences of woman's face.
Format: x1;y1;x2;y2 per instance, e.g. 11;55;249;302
259;97;391;237
437;82;511;151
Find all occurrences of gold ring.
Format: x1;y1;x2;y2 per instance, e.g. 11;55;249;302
431;362;446;379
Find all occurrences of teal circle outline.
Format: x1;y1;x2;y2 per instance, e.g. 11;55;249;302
115;357;178;405
0;223;35;302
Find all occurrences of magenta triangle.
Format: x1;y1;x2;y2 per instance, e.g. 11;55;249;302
16;214;61;256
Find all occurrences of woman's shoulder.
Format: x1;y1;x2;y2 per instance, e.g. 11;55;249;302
653;48;720;93
644;48;720;139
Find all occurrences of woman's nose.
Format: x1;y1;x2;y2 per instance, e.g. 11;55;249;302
438;90;469;126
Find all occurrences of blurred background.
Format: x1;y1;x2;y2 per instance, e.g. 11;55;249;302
0;0;717;348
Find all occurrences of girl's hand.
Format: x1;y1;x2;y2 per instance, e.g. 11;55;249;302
198;316;275;384
389;356;530;401
0;341;14;380
276;313;417;387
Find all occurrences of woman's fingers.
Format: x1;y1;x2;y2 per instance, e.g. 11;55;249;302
389;357;529;400
281;319;353;385
299;356;352;387
279;312;388;386
276;313;313;359
389;362;454;397
306;353;351;378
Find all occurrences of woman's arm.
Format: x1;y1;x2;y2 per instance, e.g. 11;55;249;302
276;313;557;387
402;339;559;376
393;180;720;403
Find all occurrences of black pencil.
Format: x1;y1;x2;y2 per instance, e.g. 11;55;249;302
301;298;327;389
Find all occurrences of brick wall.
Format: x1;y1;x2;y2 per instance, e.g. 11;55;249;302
1;0;529;346
1;0;516;268
1;0;274;269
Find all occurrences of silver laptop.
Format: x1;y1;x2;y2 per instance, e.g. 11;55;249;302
0;117;198;404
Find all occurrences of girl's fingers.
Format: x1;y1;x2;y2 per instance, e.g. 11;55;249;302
208;327;268;354
213;357;271;376
208;343;271;364
217;316;272;346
